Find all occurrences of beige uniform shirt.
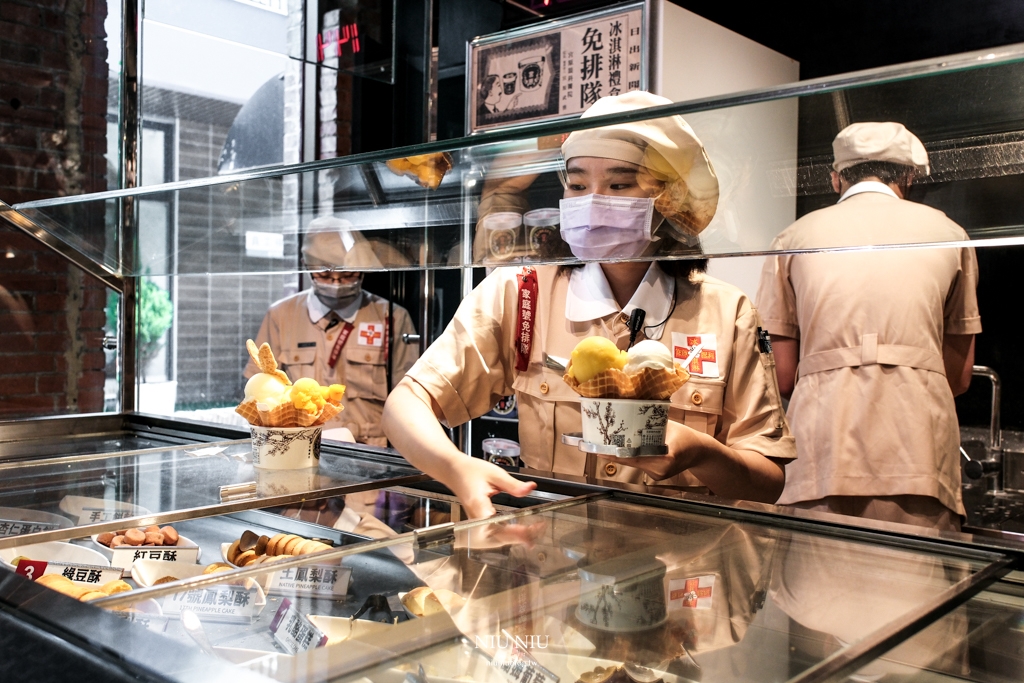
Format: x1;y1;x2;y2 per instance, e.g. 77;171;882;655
756;185;981;514
244;290;419;446
408;264;794;488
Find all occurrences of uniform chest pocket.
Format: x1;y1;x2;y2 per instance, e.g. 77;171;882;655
280;347;317;380
672;378;726;437
343;346;387;400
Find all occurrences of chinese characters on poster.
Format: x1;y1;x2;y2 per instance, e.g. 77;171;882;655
469;5;645;133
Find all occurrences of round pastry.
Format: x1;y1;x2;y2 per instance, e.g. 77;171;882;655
226;539;241;564
160;526;179;545
96;532;115;546
144;525;161;534
80;590;107;601
110;535;126;548
154;576;178;585
234;550;257;566
144;531;165;546
267;533;287;556
282;535;304;556
123;528;146;546
203;562;234;574
100;580;132;596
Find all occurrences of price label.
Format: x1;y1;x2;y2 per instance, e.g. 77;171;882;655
266;564;351;599
16;560;122;586
0;519;61;537
163;585;260;623
110;545;201;572
269;598;328;654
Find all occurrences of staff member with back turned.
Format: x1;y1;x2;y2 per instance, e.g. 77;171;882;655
756;122;980;531
246;216;419;446
383;92;794;519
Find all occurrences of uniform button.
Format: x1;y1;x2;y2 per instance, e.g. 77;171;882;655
293;355;299;362
540;382;549;394
327;333;335;341
604;462;618;476
537;552;547;563
620;313;629;323
691;391;703;406
364;353;372;362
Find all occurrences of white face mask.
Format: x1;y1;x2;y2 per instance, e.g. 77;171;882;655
313;280;361;309
559;194;656;261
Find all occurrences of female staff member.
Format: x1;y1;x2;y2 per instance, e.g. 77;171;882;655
382;92;794;518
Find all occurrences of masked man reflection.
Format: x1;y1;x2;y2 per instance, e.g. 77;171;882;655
383;91;795;518
245;216;419;446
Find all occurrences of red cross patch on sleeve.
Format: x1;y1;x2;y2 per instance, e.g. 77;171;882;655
357;322;385;347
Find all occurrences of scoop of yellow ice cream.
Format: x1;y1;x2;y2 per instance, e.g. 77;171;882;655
289;377;326;416
569;337;627;384
244;373;289;403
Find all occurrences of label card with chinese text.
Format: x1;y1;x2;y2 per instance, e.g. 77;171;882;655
266;564;351;599
269;598;328;654
490;635;559;683
0;519;62;537
114;609;170;633
468;3;645;133
110;545;201;573
16;560;122;586
163;585;261;623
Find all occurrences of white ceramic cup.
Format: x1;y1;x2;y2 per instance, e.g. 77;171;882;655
255;466;319;496
250;425;321;469
579;398;670;449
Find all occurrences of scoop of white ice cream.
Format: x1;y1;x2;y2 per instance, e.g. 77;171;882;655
244;373;289;403
623;339;674;374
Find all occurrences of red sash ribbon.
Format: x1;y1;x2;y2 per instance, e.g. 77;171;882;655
515;267;538;372
327;322;355;369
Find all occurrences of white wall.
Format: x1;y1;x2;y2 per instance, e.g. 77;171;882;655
654;2;799;299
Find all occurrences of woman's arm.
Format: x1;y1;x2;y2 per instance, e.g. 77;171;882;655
603;421;785;503
382;378;536;519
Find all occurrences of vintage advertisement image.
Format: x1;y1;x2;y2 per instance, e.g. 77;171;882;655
474;34;561;130
469;4;646;133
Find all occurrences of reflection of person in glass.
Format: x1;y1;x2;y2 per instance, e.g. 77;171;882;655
756;122;980;531
383;91;795;519
244;217;419;446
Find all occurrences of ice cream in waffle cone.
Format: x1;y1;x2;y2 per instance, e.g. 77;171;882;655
237;339;346;428
563;338;688;400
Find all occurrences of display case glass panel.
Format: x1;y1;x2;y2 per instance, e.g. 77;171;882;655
10;44;1024;280
82;493;1004;683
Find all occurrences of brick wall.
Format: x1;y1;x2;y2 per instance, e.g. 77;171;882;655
0;0;111;418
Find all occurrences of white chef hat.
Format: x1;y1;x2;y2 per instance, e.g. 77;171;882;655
561;91;719;235
832;122;930;175
301;216;384;270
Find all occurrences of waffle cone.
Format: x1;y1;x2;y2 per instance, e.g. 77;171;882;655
235;399;263;426
313;402;343;426
563;363;690;399
257;402;320;428
633;365;690;400
563;368;635;399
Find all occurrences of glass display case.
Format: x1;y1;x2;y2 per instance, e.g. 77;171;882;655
6;40;1024;682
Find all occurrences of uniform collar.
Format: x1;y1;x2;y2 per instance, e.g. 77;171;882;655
837;180;899;203
565;262;674;340
305;289;362;325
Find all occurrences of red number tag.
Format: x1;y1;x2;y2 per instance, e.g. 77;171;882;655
15;559;47;581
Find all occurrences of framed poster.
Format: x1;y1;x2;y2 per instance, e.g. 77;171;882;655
467;2;648;134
